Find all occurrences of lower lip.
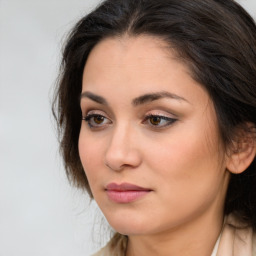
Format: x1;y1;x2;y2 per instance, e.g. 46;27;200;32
106;190;151;203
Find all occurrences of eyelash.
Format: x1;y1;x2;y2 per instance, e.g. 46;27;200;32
82;113;177;130
82;114;112;129
143;114;177;128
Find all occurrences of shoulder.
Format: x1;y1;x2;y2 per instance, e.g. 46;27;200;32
91;233;127;256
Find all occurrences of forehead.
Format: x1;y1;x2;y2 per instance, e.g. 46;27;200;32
83;36;191;85
82;35;209;105
84;35;181;71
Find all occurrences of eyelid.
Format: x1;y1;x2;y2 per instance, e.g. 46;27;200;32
82;109;111;119
82;109;112;128
142;110;178;128
80;101;114;119
83;115;111;130
144;109;177;118
82;109;178;129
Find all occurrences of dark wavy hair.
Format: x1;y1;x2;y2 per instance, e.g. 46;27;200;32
53;0;256;229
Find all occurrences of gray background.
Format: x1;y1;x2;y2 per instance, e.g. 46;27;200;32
0;0;255;255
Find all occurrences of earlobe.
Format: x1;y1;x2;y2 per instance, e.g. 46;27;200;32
226;132;256;174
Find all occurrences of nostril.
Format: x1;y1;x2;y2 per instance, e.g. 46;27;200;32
105;162;114;171
104;130;142;171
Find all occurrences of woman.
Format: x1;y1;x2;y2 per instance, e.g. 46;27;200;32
53;0;256;255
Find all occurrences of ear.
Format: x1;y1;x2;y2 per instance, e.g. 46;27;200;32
226;125;256;174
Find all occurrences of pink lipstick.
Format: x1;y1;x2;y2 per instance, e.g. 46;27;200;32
105;183;152;203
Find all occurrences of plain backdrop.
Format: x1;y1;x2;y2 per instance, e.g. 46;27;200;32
0;0;255;255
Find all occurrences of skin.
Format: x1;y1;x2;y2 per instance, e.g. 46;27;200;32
79;35;231;256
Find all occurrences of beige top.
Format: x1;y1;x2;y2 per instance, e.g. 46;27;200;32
92;214;256;256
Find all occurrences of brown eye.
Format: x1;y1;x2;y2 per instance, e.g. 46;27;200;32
149;116;161;126
143;115;177;128
94;115;105;124
83;113;112;129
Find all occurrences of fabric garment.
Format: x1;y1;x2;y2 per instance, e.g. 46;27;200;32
92;214;256;256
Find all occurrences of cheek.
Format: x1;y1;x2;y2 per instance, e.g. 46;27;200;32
78;129;105;187
144;123;224;200
145;137;208;187
145;126;214;174
143;141;223;228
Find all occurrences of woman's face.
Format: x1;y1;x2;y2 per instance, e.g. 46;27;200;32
79;36;230;236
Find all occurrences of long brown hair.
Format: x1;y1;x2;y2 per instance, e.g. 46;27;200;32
53;0;256;228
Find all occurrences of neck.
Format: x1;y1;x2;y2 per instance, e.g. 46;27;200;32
126;209;224;256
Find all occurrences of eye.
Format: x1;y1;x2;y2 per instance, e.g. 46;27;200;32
143;114;177;128
82;113;112;129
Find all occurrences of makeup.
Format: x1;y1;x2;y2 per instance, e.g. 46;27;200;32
105;183;152;203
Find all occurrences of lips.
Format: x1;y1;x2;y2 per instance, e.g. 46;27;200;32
105;183;152;203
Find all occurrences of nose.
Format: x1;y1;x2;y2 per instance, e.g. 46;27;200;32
104;124;142;171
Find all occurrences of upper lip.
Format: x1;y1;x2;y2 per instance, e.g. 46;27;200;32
105;182;152;191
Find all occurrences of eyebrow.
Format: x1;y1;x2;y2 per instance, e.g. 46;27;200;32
80;91;108;105
132;91;189;106
80;90;189;106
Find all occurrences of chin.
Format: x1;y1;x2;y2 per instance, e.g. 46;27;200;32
104;210;152;236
